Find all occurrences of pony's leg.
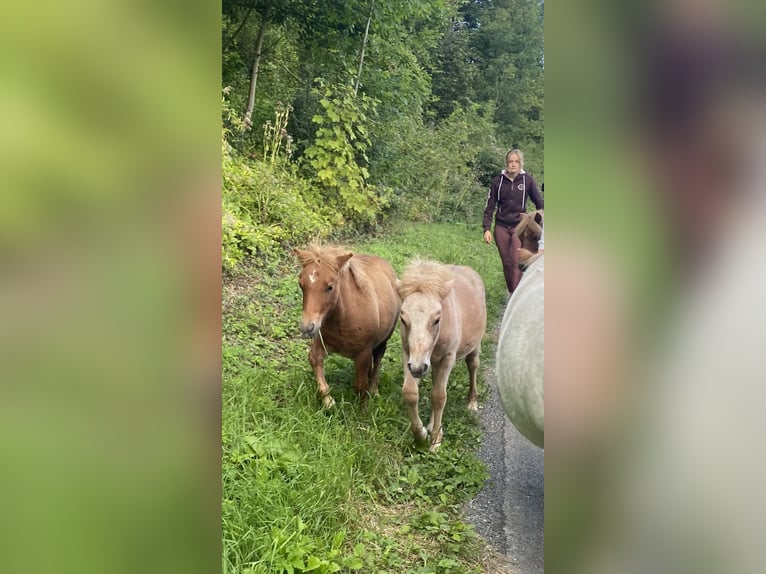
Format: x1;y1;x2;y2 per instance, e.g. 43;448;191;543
428;355;455;452
353;348;373;401
309;340;334;409
369;339;388;397
466;350;480;412
402;352;427;443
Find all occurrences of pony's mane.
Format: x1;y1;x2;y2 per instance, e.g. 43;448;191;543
398;259;454;299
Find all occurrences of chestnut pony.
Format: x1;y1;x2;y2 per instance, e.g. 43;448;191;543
516;209;544;264
397;260;487;451
294;244;400;408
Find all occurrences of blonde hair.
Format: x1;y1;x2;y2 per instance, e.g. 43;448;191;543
505;149;525;169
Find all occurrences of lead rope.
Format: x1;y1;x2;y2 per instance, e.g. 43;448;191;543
317;328;329;356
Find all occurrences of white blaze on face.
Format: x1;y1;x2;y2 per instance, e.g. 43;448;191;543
309;269;318;284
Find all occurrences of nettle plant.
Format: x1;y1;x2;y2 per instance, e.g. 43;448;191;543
304;79;386;225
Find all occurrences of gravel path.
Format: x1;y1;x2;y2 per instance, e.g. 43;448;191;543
464;350;544;573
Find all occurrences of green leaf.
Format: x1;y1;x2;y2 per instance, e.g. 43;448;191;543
312;115;324;124
305;555;323;571
343;557;364;570
330;530;345;552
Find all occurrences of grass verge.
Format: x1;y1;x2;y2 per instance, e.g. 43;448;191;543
223;221;507;573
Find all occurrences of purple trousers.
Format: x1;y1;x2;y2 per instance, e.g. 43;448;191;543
493;224;521;293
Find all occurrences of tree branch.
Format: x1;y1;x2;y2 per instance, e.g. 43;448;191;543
223;0;257;53
354;0;375;97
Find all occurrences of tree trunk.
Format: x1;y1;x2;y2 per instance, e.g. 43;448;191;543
243;5;271;131
354;0;374;98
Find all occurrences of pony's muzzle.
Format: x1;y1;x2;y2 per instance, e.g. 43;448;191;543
408;361;429;378
300;322;318;338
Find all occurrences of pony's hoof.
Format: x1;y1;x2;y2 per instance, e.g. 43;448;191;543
428;429;443;452
322;395;336;409
413;426;428;444
428;440;442;453
356;388;374;404
467;400;478;412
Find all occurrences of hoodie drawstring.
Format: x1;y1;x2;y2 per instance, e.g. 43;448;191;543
522;174;526;209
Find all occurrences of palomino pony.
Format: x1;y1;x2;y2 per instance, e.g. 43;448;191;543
496;254;544;447
294;244;400;408
397;260;487;451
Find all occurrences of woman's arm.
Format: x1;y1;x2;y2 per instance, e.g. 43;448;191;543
529;178;544;210
483;180;498;232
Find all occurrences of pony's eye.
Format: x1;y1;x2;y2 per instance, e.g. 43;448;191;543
325;284;334;292
433;317;440;326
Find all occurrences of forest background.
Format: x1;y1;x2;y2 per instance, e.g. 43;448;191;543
222;0;544;268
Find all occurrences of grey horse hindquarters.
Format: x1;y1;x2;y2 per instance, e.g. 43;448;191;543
496;256;544;448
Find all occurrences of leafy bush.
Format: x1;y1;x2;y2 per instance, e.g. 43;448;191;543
221;90;531;271
369;103;503;224
303;80;390;228
222;93;336;269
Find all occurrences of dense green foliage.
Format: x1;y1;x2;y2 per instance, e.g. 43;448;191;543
303;81;383;226
222;0;544;268
223;223;508;573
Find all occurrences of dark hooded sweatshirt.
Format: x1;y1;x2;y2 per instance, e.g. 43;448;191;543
482;170;544;232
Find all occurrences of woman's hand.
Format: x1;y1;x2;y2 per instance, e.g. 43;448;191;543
483;230;493;244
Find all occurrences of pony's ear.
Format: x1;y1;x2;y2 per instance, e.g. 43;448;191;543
335;252;353;269
293;247;312;266
533;210;543;225
437;279;455;300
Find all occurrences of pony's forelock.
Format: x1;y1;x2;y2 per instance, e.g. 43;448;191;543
398;259;455;299
296;243;353;272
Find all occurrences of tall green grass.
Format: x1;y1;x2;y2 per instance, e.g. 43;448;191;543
223;222;507;573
